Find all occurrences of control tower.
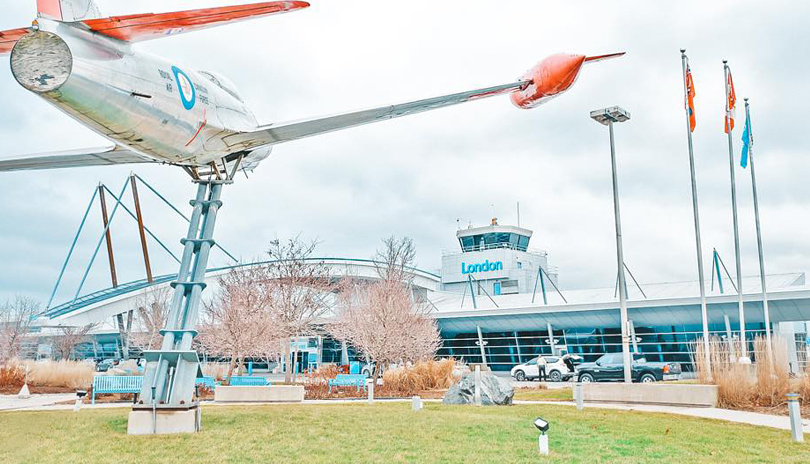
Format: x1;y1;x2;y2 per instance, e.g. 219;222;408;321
441;219;557;296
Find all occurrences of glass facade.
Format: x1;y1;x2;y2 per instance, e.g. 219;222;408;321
438;323;770;372
321;337;360;364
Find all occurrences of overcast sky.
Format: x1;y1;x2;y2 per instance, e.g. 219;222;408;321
1;0;809;306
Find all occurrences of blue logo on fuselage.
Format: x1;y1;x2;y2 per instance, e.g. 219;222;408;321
462;260;503;274
172;66;196;111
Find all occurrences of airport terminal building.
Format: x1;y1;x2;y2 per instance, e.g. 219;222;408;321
38;221;810;374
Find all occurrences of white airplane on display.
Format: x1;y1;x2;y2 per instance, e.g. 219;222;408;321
0;0;624;179
0;1;629;428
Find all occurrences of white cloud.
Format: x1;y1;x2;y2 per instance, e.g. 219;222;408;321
1;0;808;304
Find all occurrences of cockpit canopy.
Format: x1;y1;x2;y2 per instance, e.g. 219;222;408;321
198;70;244;102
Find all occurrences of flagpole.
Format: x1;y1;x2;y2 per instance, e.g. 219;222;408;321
744;98;773;362
723;61;749;362
681;49;712;374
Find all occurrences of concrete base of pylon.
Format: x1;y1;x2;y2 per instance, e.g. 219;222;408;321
17;384;30;399
127;404;201;435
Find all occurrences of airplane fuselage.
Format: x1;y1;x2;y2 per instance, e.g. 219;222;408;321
10;18;270;168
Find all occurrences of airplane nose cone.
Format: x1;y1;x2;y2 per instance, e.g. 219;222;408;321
544;54;586;95
510;54;586;109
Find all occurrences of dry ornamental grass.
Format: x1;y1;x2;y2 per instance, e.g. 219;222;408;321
0;359;95;391
693;335;805;413
304;359;461;399
382;358;460;394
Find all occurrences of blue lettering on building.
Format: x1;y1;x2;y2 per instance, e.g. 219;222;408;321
461;260;503;274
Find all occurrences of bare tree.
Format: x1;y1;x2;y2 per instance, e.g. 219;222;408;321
263;237;339;382
52;324;96;360
0;295;40;362
331;237;441;378
198;266;282;382
130;287;172;352
374;236;417;284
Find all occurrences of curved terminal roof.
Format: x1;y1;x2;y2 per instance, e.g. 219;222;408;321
43;258;441;328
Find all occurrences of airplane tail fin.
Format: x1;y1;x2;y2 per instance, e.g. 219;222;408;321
37;0;102;22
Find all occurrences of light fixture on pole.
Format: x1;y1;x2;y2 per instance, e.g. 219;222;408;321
534;417;550;455
591;106;633;383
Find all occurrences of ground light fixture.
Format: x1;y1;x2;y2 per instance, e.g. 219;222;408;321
534;417;550;455
74;390;87;412
590;105;633;383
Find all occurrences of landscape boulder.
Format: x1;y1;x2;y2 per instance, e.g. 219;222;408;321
442;372;514;406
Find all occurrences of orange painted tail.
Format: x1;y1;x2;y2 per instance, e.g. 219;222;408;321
81;2;310;43
0;28;32;55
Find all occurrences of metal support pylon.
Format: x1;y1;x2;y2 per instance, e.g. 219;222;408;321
137;180;226;409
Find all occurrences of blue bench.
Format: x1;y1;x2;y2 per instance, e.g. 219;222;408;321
328;374;367;393
195;376;217;390
229;376;268;386
92;375;143;405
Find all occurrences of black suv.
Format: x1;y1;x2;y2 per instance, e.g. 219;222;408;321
576;353;681;383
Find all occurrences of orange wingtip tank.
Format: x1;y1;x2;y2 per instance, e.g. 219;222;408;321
511;52;625;109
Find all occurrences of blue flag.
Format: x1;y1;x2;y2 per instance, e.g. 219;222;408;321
741;112;752;168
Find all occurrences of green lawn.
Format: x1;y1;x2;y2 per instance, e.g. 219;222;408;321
514;387;574;402
1;403;807;464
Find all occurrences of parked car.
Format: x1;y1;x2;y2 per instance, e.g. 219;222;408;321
95;359;115;372
511;356;570;382
575;353;681;383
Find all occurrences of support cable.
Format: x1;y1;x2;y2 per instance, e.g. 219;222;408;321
531;266;548;305
102;185;181;264
71;179;130;306
623;263;648;299
469;274;499;308
460;277;468;308
46;187;98;309
712;248;725;294
716;251;739;293
134;174;189;221
133;174;238;263
466;275;477;309
541;266;568;303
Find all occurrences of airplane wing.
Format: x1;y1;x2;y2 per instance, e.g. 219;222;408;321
0;146;158;172
80;1;310;43
222;81;527;150
0;28;32;55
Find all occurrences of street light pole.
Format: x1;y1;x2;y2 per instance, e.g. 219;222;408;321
591;107;632;383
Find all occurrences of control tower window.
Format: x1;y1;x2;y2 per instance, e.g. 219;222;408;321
460;236;475;251
459;232;530;251
518;235;530;251
484;232;511;246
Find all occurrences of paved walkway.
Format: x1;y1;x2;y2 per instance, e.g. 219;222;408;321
0;393;76;412
515;400;810;433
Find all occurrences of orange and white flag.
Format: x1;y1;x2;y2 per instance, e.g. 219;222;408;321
685;63;697;132
725;69;736;133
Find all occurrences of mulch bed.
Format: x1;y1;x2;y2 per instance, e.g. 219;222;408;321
732;402;810;417
0;385;78;395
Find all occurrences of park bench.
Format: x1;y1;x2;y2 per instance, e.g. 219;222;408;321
91;375;143;405
195;376;217;390
229;376;268;386
328;374;367;393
